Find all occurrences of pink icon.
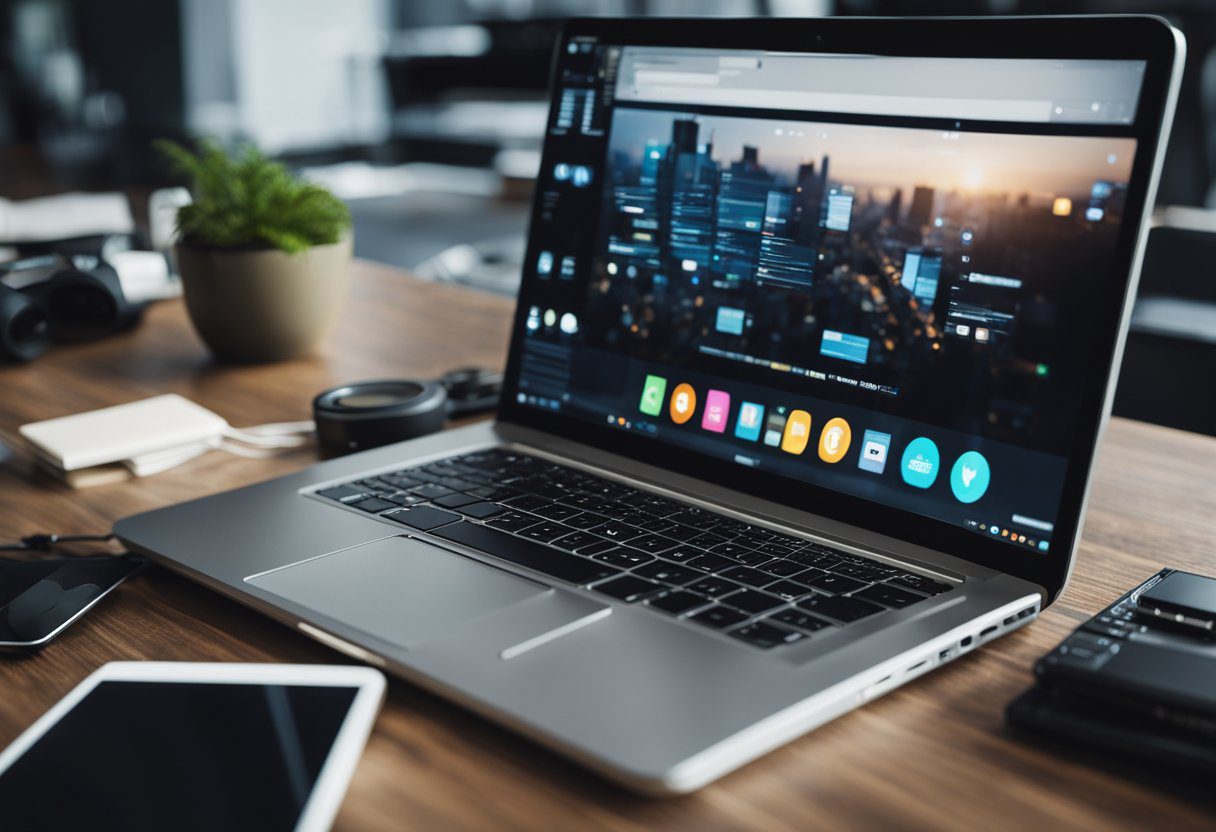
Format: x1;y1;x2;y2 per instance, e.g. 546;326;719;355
701;390;730;433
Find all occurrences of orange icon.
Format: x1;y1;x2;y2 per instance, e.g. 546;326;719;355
818;417;852;463
781;410;812;454
669;383;697;424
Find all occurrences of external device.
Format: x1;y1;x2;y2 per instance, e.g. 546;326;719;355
116;16;1185;792
1008;569;1216;777
0;554;144;650
0;662;385;831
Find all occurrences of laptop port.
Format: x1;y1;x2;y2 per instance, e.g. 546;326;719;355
1003;615;1017;626
980;625;998;637
1018;607;1036;619
960;636;973;647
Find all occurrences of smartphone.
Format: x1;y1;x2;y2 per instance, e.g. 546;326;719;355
0;554;144;650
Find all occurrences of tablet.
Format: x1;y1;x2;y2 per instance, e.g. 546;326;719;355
0;662;386;832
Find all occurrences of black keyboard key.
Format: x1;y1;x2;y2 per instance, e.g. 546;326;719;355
686;553;735;573
384;492;426;507
888;573;953;596
633;561;700;586
770;608;834;632
318;484;365;502
662;546;705;563
431;521;620;585
574;539;617;556
350;497;397;513
438;477;479;491
757;542;796;558
593;548;655;568
687;532;730;549
594;522;645;543
550;531;603;552
798;594;884;624
411;483;456;500
722;589;785;615
520;522;570;543
455;501;506;519
730;621;804;649
765;580;815;600
686;576;742;598
486;511;541;533
638;518;681;535
466;485;516;501
803;573;867;595
832;562;888;582
628;534;679;554
433;493;478;509
385;504;461;531
733;551;774;567
791;550;842;569
854;583;925;609
688;605;749;630
503;494;549;512
710;542;753;559
761;560;809;578
563;511;607;530
719;566;775;588
594;575;662;603
647;590;711;615
534;502;582;522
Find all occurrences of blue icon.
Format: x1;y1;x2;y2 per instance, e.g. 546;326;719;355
990;526;1000;535
900;437;940;489
734;402;765;442
553;163;572;181
858;430;891;474
949;451;991;503
1038;540;1049;552
571;165;593;188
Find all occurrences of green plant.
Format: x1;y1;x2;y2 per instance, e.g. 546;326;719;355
156;139;351;254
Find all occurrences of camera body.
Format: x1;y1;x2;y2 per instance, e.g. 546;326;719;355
0;252;145;361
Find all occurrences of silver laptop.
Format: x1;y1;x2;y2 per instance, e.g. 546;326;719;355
117;16;1183;794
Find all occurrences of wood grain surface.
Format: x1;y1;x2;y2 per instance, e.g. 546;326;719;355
0;260;1213;830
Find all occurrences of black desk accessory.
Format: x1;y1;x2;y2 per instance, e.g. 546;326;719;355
1007;569;1216;778
313;367;501;455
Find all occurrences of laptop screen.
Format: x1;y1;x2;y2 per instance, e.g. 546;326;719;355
508;35;1148;558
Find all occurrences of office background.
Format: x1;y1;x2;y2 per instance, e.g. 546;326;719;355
2;0;1212;433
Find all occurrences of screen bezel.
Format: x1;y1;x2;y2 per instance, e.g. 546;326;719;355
0;662;385;832
499;15;1181;602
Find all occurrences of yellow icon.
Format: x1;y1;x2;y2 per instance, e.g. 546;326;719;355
817;417;852;463
1051;196;1073;217
669;383;697;424
781;410;812;454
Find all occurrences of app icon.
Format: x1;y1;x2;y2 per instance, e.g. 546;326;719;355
818;417;852;463
858;430;891;474
900;437;940;488
764;408;788;447
949;450;991;503
669;383;697;424
781;410;812;454
734;401;765;441
639;374;667;416
701;390;730;433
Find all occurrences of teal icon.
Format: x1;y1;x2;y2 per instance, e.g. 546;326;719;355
900;437;940;489
949;450;991;503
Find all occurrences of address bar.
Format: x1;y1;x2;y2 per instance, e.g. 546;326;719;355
623;81;1054;123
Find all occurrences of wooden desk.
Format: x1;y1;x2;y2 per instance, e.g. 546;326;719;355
1;260;1213;830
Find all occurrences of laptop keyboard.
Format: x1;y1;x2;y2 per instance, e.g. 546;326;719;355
314;449;953;650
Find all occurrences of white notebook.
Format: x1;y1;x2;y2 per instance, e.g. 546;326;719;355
19;395;228;472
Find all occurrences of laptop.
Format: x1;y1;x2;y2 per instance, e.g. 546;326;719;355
116;15;1183;793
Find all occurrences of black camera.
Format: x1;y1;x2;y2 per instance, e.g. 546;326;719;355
0;253;145;361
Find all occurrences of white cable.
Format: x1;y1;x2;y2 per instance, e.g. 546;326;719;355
221;421;316;449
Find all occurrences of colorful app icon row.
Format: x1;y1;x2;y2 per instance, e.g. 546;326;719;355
639;375;991;503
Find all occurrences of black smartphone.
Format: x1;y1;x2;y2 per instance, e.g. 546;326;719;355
0;554;144;651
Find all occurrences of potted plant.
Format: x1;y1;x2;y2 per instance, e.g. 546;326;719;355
157;140;353;363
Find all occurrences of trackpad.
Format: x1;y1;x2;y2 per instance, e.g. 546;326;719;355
246;536;548;649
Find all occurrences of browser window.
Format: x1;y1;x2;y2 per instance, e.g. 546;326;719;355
513;40;1147;555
